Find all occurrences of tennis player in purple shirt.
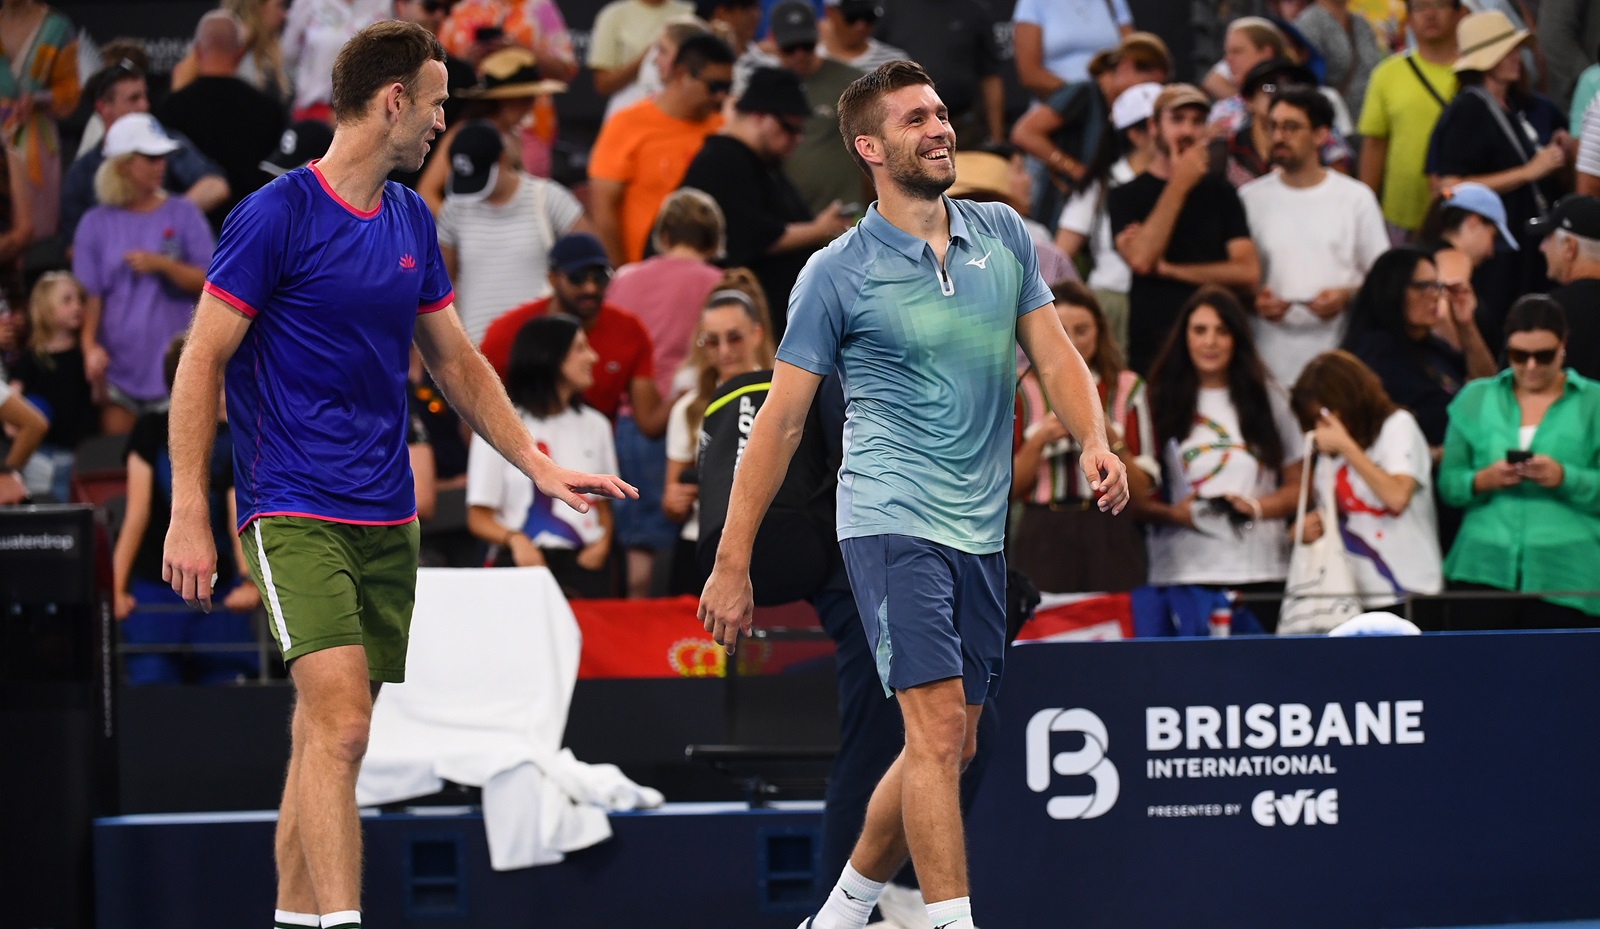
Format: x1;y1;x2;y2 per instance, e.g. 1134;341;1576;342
161;22;635;929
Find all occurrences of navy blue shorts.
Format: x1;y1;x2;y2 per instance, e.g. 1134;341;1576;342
839;534;1007;705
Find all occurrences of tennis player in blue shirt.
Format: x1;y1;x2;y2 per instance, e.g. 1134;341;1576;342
700;61;1130;929
161;22;634;929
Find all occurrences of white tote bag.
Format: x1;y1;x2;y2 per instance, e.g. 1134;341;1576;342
1279;434;1363;635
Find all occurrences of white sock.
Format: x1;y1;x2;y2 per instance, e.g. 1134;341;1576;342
925;896;974;929
274;911;318;929
811;862;885;929
319;912;361;929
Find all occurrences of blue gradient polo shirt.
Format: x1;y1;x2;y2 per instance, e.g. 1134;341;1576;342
203;163;455;530
776;196;1053;554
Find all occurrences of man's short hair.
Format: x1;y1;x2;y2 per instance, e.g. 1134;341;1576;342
1271;86;1334;131
672;32;736;72
194;9;244;54
836;59;935;177
87;59;144;105
329;20;446;124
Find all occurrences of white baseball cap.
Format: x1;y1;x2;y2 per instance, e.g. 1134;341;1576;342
103;113;181;159
1111;82;1163;131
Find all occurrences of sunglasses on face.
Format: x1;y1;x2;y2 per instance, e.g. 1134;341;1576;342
1407;280;1445;296
1507;347;1559;366
698;330;747;350
420;0;450;12
562;267;611;286
775;116;806;137
843;10;879;24
695;73;733;95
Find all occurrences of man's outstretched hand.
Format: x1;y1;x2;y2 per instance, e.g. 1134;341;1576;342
532;465;638;514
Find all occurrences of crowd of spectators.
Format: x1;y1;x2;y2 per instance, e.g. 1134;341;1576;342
3;0;1600;659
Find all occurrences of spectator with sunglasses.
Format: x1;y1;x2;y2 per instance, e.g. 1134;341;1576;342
1439;295;1600;629
588;32;733;265
680;67;850;335
817;0;905;73
767;0;870;218
480;232;668;436
1342;246;1495;452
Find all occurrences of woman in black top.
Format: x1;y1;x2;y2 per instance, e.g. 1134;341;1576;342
1342;247;1496;452
1424;10;1568;354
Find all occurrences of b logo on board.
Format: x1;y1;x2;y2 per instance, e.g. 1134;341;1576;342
1025;708;1119;820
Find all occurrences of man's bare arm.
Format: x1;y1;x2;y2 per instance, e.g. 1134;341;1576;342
414;304;636;511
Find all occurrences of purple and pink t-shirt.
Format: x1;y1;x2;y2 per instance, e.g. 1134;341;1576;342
204;163;454;530
73;196;215;402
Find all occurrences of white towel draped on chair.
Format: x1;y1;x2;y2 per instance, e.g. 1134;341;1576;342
356;567;663;870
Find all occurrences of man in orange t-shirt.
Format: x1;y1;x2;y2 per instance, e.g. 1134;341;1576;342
587;32;734;265
480;232;669;436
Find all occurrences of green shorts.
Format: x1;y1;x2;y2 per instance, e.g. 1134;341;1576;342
240;516;421;682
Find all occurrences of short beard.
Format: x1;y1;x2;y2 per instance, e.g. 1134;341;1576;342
885;144;955;202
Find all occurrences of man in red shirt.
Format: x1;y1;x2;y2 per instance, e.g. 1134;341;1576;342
480;232;668;435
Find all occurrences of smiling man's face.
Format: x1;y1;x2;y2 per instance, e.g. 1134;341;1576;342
875;83;955;201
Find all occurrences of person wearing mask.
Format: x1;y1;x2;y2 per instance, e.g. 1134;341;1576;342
1357;0;1461;243
1294;0;1383;122
588;0;695;99
1013;0;1134;98
1426;10;1568;353
1288;350;1443;621
816;0;906;72
156;10;287;228
1138;286;1305;632
1439;295;1600;628
1054;81;1160;356
1532;194;1600;379
1242;86;1388;389
678;66;850;335
479;232;668;436
768;0;869;218
1012;281;1156;593
1342;246;1496;451
588;32;733;265
1009;31;1170;226
1110;84;1260;374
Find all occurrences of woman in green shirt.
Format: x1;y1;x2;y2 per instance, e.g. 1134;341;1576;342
1439;295;1600;629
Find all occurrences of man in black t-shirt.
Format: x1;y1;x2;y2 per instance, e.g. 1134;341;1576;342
679;67;852;336
155;11;286;230
1534;194;1600;379
1110;83;1259;373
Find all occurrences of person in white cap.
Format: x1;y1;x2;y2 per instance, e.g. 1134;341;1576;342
72;112;215;435
1054;80;1161;356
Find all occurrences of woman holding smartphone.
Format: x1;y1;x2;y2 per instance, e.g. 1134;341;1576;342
1438;295;1600;629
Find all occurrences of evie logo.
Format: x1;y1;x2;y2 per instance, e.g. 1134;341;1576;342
398;254;418;272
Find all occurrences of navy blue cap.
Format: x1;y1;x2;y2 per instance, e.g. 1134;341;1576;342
549;233;611;274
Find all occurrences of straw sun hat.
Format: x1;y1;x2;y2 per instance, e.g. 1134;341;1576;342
1452;10;1529;74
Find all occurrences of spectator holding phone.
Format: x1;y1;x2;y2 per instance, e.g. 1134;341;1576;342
1439;294;1600;628
1139;286;1305;632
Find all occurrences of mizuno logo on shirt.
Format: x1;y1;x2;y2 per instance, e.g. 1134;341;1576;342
966;250;991;270
399;254;418;271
